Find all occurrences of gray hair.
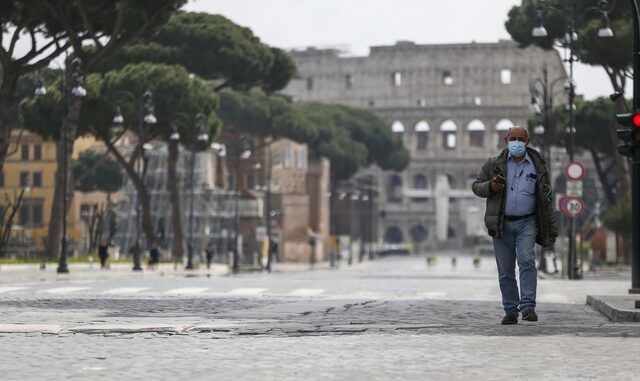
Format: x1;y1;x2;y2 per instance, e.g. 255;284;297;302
507;126;529;139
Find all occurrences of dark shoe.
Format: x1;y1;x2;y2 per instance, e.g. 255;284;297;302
501;312;518;325
522;309;538;322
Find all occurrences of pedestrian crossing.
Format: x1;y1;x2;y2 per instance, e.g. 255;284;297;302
0;285;327;298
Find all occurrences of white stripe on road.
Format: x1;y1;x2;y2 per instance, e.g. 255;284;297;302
228;288;267;296
419;292;448;299
100;287;149;295
0;286;30;294
288;289;325;297
40;287;91;294
164;287;209;295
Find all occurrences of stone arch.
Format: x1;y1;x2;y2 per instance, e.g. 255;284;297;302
440;120;458;150
495;119;514;149
415;121;430;151
384;226;404;244
387;174;403;202
391;120;405;133
467;119;486;148
413;174;427;189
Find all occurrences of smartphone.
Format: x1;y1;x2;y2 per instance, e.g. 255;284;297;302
494;174;506;184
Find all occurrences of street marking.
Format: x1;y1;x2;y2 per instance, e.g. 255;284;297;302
228;288;267;296
100;287;149;295
0;286;30;294
40;287;91;294
0;324;62;333
419;292;448;299
288;289;325;296
165;287;209;295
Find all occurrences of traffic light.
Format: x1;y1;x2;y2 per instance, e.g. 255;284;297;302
616;112;640;158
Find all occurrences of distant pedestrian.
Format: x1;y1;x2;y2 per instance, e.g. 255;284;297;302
472;126;557;325
205;241;214;269
149;242;160;270
98;240;109;269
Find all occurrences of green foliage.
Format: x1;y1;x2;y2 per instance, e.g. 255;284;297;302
505;0;632;77
529;97;616;154
20;63;220;146
98;63;219;144
73;150;124;193
217;89;316;143
217;92;409;180
604;192;631;236
93;11;297;92
298;103;410;180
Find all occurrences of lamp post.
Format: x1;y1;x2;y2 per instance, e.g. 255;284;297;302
35;58;87;274
532;0;614;279
112;90;157;271
529;64;569;168
171;113;208;270
628;0;640;292
229;137;251;273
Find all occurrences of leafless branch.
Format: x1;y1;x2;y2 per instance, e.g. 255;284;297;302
8;25;23;56
74;0;103;49
86;1;173;71
5;129;25;157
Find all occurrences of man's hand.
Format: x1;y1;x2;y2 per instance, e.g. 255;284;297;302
490;176;505;193
549;235;557;245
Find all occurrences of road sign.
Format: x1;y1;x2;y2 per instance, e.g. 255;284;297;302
566;180;583;197
565;161;585;181
559;196;585;218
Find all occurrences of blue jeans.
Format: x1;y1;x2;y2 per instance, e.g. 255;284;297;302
492;215;537;314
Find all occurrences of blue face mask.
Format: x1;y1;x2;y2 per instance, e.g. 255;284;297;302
508;141;526;157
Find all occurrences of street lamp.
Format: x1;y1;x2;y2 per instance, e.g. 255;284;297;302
532;0;614;280
112;90;156;271
36;57;87;274
171;113;208;270
529;64;569;168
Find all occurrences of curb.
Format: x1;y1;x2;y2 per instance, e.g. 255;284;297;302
586;295;640;322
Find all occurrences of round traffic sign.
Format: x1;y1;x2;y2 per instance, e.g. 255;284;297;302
565;162;585;181
559;196;585;217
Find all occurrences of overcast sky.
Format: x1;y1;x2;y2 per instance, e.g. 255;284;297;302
182;0;622;100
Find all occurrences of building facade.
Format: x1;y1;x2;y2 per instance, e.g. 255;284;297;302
283;40;566;250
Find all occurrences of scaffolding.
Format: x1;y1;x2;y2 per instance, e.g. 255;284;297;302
113;141;237;265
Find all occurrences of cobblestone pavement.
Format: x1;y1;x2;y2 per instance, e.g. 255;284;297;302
1;255;638;380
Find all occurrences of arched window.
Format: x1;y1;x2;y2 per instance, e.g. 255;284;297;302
391;121;405;133
496;119;513;149
384;226;404;244
415;121;430;151
440;120;458;150
387;174;403;203
467;119;486;148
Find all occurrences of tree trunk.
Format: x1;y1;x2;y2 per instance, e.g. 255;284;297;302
0;75;20;173
589;149;616;205
104;140;156;247
168;141;185;262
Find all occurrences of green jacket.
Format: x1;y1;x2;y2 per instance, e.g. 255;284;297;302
471;147;558;246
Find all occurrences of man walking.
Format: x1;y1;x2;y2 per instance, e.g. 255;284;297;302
472;126;557;325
